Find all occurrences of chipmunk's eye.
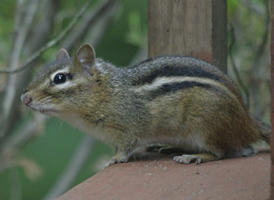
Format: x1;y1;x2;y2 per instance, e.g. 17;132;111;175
53;73;68;85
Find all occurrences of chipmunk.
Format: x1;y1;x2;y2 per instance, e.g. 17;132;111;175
21;44;270;168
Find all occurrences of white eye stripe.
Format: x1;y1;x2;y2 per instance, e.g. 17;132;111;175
53;81;76;89
50;67;70;81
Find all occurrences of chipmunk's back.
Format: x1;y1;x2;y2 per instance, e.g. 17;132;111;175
126;55;245;108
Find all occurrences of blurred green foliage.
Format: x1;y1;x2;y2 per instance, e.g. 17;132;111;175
0;0;270;199
227;0;270;122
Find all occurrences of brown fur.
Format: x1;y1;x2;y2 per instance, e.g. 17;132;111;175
21;44;270;167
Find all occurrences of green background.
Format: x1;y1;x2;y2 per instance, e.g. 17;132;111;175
0;0;270;199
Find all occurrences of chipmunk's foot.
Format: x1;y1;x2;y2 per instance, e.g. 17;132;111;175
173;154;202;164
104;154;129;169
173;153;219;164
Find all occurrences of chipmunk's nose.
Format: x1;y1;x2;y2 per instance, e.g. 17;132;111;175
21;93;33;106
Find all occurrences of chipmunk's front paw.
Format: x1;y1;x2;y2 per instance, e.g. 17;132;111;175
173;154;202;164
104;154;129;169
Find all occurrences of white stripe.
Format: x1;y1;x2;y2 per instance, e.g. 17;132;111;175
133;77;223;92
132;76;238;102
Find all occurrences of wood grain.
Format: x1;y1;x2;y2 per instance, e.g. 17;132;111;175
148;0;227;72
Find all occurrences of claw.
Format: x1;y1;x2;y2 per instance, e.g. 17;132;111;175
173;153;219;164
104;157;117;169
173;154;202;164
195;157;202;164
103;154;129;169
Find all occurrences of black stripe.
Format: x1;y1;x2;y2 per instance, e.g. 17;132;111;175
132;65;222;86
130;55;186;69
148;81;212;99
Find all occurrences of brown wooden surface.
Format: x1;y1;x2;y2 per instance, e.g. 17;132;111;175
56;150;270;200
147;0;227;72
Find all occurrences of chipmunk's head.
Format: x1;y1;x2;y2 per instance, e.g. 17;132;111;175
21;44;106;117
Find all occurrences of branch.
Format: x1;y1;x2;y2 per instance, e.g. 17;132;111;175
61;0;118;52
42;136;95;200
85;0;121;48
228;22;250;108
0;0;40;139
2;114;48;154
239;0;265;16
8;166;22;200
9;0;40;71
0;114;48;174
252;0;270;68
0;0;94;74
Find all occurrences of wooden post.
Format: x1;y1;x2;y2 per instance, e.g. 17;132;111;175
147;0;227;73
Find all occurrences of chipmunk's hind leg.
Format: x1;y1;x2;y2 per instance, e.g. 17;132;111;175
173;153;220;164
146;144;183;154
145;144;164;152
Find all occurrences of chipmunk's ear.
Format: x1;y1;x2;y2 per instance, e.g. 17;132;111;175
57;49;70;61
74;44;96;74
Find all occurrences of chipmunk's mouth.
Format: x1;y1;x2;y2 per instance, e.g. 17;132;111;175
21;95;60;116
39;110;51;114
39;109;58;116
28;106;57;116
